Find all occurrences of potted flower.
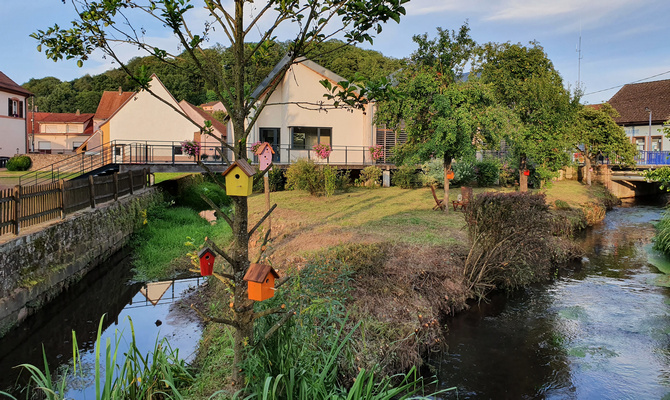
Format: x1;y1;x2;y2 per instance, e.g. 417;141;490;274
369;145;384;163
181;140;200;158
312;143;332;159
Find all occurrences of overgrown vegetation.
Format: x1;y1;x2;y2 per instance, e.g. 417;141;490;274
463;192;578;299
392;165;419;188
131;201;231;281
360;166;382;187
654;210;670;256
285;159;350;196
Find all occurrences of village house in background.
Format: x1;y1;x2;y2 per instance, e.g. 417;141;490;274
200;100;226;113
27;111;94;154
179;100;227;160
92;88;134;134
608;79;670;153
0;71;32;158
241;58;405;164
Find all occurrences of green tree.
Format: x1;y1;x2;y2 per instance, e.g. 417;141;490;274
376;24;514;212
32;0;407;385
480;42;578;191
572;103;636;186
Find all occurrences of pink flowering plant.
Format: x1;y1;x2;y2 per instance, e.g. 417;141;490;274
181;140;200;158
369;145;385;161
312;143;332;159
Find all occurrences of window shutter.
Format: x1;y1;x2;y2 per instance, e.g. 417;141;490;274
7;99;11;116
19;101;23;118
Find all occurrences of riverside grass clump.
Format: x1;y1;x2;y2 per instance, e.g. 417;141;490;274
654;210;670;255
463;192;575;299
1;316;193;400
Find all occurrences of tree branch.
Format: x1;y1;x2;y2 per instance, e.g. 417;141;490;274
205;237;236;266
260;311;295;343
253;228;272;264
253;305;286;321
248;203;277;237
191;304;238;328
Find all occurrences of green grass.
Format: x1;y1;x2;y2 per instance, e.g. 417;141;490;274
131;204;232;281
154;172;194;184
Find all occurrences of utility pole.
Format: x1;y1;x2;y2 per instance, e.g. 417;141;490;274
576;29;583;92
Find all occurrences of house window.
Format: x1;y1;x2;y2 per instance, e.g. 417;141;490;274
38;141;52;154
652;137;662;151
291;127;331;150
7;98;23;118
635;137;646;152
173;146;183;155
73;141;84;151
375;124;407;163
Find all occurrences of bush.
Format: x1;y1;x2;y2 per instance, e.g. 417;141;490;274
286;159;325;195
324;166;338;196
464;192;557;298
420;159;443;187
475;158;500;187
6;155;32;171
452;159;477;186
268;168;286;191
655;210;670;255
392;165;419;189
360;165;382;188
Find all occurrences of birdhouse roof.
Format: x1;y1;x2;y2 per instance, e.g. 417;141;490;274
198;247;215;258
243;263;279;283
222;159;256;178
254;142;275;155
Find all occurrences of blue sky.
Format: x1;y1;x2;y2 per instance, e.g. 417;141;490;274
1;0;669;105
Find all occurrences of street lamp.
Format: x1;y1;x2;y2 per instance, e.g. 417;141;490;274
645;107;652;153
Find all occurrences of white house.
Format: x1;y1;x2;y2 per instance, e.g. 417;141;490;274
87;74;202;163
608;79;670;154
0;71;32;157
242;58;376;164
29;111;94;154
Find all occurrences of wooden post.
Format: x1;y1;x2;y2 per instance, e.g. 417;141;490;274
113;172;119;201
144;168;148;188
264;174;271;235
13;185;20;235
129;170;134;195
59;179;65;218
89;175;96;208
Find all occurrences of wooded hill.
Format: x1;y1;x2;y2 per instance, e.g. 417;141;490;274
21;40;405;114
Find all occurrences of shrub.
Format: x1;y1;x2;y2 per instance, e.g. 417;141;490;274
554;199;571;210
420;159;443;187
6;155;32;171
360;165;382;187
655;210;670;255
475;158;500;187
452;159;476;186
392;165;418;189
286;158;325;195
268;168;286;192
464;192;557;298
324;166;338;196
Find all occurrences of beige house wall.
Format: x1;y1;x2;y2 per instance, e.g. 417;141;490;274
249;62;374;163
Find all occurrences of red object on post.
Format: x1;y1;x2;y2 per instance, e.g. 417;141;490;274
244;264;280;301
523;170;530;176
446;171;455;180
198;247;216;276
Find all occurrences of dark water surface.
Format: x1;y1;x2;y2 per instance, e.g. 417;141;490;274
0;249;203;398
434;201;670;399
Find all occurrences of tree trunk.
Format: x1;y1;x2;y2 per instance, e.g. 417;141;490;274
519;157;528;192
584;156;592;186
443;155;452;214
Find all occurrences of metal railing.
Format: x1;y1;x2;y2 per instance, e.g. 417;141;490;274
634;150;670;166
20;141;391;186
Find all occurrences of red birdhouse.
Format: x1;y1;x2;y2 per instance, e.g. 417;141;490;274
198;247;216;276
523;170;530;176
243;263;279;301
254;142;275;171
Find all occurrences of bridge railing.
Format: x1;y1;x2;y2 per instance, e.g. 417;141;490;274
634;151;670;166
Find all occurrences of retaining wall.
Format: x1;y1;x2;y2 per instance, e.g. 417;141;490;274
0;188;163;336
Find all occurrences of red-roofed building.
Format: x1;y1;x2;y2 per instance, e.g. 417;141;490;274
607;79;670;152
27;111;94;154
180;100;227;159
0;70;32;157
200;100;225;113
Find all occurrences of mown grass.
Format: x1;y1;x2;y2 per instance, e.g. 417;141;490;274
154;172;193;184
131;203;232;281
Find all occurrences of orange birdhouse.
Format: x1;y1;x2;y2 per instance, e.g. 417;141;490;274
243;263;279;301
254;142;275;171
446;171;455;180
198;247;216;276
222;159;256;197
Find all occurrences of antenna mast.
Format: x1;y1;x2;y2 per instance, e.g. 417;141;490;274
576;26;583;92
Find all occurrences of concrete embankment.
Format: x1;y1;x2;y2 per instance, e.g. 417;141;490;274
0;188;163;336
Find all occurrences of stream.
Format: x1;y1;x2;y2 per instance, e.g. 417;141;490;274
433;199;670;399
0;249;203;398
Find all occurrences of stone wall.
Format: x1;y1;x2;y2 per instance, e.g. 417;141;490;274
28;154;74;170
0;188;162;336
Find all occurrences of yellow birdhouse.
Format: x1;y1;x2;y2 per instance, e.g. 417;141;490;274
243;263;280;301
222;159;256;196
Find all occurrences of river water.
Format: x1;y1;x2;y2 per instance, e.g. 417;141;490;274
434;200;670;399
0;249;203;398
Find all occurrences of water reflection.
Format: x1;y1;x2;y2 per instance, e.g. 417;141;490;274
434;203;670;399
0;250;203;399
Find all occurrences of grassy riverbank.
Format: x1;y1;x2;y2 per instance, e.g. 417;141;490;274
132;177;611;398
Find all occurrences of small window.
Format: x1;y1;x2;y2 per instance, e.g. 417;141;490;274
73;141;84;151
38;141;52;154
7;98;21;117
173;146;183;155
635;137;645;152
